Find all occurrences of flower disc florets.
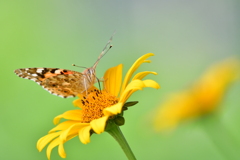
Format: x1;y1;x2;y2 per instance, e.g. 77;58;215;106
80;89;119;123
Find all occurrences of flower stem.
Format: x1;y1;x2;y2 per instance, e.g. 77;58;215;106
106;120;137;160
199;114;239;160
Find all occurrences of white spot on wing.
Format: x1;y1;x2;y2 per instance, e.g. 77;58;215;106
58;95;65;98
55;70;61;74
37;68;44;73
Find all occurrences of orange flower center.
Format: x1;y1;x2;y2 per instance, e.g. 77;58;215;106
80;89;119;123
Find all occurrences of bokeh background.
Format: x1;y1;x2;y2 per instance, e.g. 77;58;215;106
1;0;240;160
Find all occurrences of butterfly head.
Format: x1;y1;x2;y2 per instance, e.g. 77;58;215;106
83;67;96;83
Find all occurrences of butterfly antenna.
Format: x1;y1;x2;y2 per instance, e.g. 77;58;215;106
72;64;88;69
92;31;116;69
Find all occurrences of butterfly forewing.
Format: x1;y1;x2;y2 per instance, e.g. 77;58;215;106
14;68;89;98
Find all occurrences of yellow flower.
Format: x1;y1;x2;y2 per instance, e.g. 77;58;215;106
153;57;240;131
37;53;160;159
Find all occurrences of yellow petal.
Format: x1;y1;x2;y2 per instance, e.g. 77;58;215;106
46;134;78;160
53;110;82;125
79;125;91;144
37;132;62;152
103;64;123;97
49;121;79;133
59;123;89;142
153;91;197;131
72;99;84;108
119;79;159;104
46;137;61;160
103;103;123;115
90;116;109;134
120;79;145;103
121;53;154;94
142;79;160;89
58;143;66;158
132;71;157;80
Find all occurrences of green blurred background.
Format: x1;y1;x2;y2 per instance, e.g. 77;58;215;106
1;0;240;160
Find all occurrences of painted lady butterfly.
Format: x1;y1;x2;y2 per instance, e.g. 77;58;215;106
14;34;114;98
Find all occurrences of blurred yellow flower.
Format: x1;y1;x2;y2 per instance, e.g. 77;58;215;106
37;53;160;159
153;57;240;131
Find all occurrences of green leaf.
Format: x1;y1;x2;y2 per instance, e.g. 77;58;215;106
123;101;138;110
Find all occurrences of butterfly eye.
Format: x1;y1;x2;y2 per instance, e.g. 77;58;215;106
87;69;93;74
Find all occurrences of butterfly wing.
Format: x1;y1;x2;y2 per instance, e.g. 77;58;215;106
14;68;88;98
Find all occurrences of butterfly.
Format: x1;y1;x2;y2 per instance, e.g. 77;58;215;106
14;34;114;98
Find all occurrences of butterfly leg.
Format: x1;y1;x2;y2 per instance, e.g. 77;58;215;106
96;77;102;92
83;77;89;96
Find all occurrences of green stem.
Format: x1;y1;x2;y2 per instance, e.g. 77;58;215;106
199;114;239;160
106;120;137;160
